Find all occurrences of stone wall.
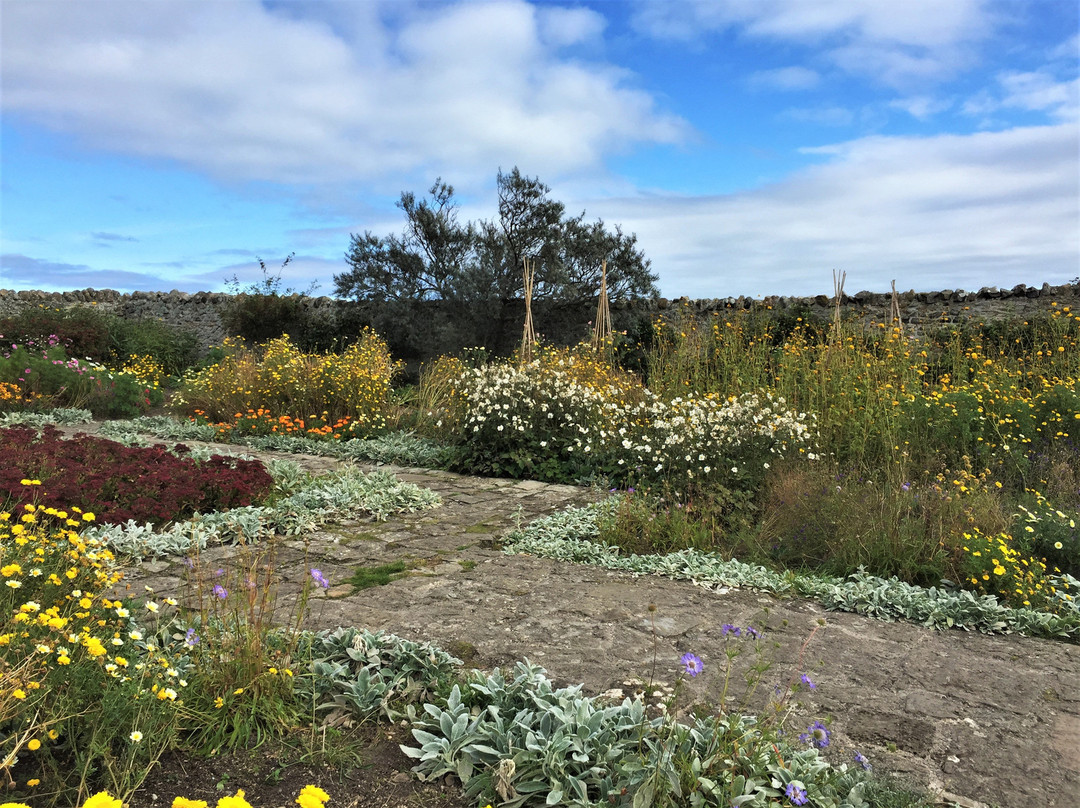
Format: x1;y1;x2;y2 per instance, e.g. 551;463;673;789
636;281;1080;331
1;282;1077;357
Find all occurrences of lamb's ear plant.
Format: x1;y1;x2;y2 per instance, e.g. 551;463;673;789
103;414;454;469
505;502;1080;641
296;627;461;723
398;622;873;808
0;408;93;428
85;465;440;558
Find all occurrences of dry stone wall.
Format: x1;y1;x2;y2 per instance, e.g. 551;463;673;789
1;282;1077;356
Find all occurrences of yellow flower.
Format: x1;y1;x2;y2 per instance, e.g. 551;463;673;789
296;785;330;808
80;792;123;808
214;697;224;709
13;689;27;700
233;687;244;695
215;790;252;808
26;739;41;751
172;799;209;808
0;801;33;808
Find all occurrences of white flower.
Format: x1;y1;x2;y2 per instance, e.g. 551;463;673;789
129;731;143;743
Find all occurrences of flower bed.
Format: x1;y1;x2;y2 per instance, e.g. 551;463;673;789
0;426;274;527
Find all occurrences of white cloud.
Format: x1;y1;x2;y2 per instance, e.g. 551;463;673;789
748;66;821;91
963;70;1079;123
998;72;1079;119
1;0;686;189
631;0;992;88
588;124;1079;297
537;5;607;47
1051;32;1080;61
888;95;953;120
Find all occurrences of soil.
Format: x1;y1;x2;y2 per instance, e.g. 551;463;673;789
55;425;1080;808
128;724;468;808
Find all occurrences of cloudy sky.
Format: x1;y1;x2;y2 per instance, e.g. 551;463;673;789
1;0;1077;298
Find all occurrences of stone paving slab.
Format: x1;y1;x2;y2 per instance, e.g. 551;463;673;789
58;425;1080;808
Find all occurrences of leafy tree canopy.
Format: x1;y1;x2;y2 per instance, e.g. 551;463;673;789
335;168;658;304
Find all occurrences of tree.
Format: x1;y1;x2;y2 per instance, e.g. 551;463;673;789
335;169;657;305
336;180;474;302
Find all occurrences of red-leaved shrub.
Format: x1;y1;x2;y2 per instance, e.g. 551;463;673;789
0;426;274;526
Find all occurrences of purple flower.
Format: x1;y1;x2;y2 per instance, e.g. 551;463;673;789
185;628;199;647
785;783;809;806
212;584;228;600
721;623;741;637
854;751;871;770
214;568;225;578
310;568;330;589
744;626;762;639
799;720;830;748
800;673;816;690
680;652;703;677
901;482;912;492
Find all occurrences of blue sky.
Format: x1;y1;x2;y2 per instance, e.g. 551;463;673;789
1;0;1077;298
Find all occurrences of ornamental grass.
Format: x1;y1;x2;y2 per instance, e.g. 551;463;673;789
633;301;1080;610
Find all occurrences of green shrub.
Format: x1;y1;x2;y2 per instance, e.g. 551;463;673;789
598;484;754;557
220;254;320;345
0;306;198;377
0;306;114;362
0;341;164;418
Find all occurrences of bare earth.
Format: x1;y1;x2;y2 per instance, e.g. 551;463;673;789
80;428;1079;808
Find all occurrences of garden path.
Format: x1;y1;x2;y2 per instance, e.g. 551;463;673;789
84;430;1079;808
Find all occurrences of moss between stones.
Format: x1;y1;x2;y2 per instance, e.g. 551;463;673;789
344;561;410;591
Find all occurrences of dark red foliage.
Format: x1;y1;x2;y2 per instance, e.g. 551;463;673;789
0;426;275;527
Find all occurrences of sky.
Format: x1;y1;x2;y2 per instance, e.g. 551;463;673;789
1;0;1077;299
